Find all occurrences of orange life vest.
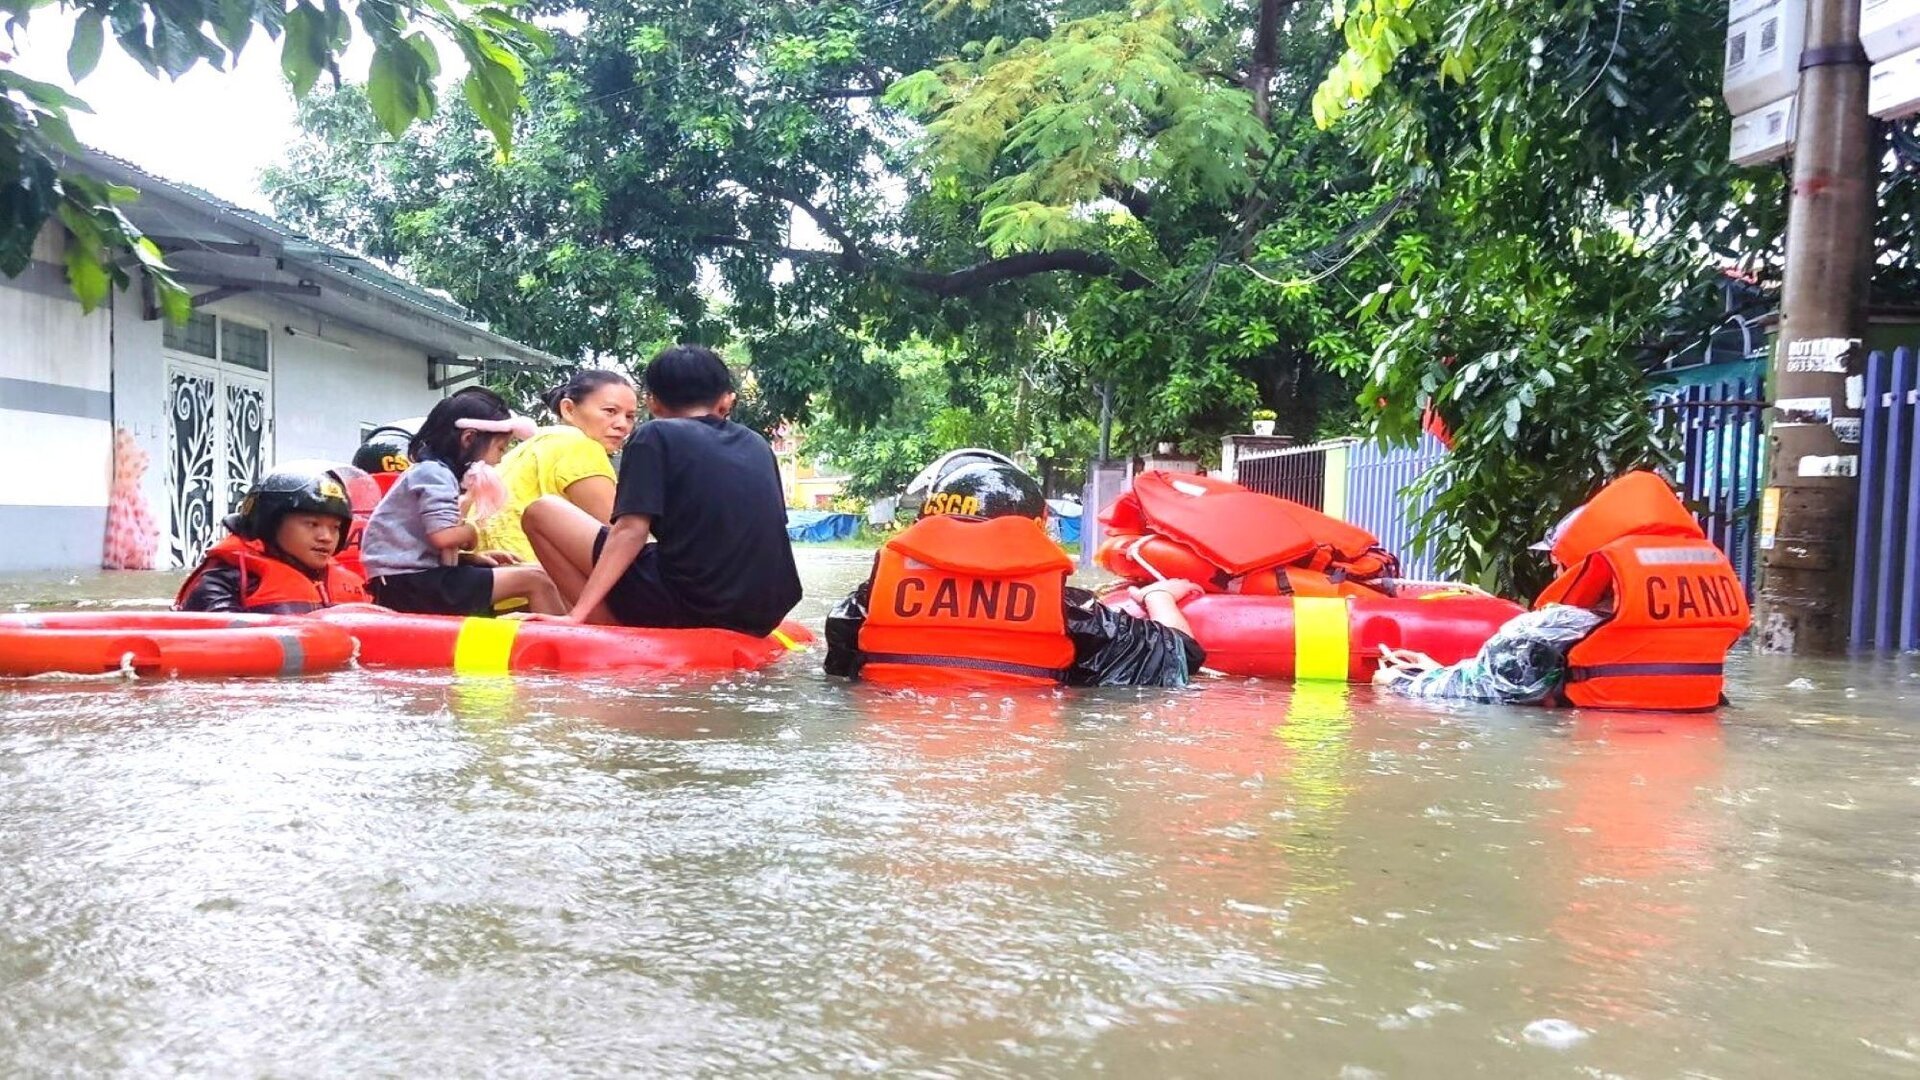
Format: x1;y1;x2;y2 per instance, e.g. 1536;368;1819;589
335;470;387;581
174;535;370;615
1226;564;1392;600
1097;473;1399;590
857;514;1076;687
1533;472;1749;711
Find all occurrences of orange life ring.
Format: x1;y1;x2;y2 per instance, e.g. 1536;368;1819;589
1096;532;1222;586
312;605;814;674
0;611;356;678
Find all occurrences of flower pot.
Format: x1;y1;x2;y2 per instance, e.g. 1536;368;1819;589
1251;419;1275;437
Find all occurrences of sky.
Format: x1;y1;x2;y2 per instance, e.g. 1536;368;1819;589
9;11;392;212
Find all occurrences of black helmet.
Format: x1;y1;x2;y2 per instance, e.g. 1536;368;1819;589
904;447;1018;508
352;425;414;475
920;461;1046;520
225;461;355;552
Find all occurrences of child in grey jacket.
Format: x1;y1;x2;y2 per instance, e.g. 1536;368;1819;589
360;388;564;616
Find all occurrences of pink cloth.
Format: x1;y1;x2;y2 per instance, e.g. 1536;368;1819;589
102;428;159;570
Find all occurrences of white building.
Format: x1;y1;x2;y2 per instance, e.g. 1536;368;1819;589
0;150;558;572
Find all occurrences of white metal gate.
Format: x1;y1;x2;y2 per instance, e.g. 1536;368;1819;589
164;313;272;568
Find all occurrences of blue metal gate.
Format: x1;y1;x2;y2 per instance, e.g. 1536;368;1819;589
1850;348;1920;652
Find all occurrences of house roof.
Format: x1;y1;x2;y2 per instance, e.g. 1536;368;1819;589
70;149;563;369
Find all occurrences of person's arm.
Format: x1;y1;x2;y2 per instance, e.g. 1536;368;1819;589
177;564;243;612
1131;579;1200;637
428;521;479;552
418;465;474;553
822;583;872;677
565;513;653;622
561;475;617;523
1062;585;1206;687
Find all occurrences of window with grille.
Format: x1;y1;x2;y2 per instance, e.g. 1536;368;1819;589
222;321;270;372
163;311;218;359
165;311;271;374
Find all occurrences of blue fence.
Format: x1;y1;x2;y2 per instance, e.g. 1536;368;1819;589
1851;348;1920;652
1345;434;1448;581
1224;352;1920;652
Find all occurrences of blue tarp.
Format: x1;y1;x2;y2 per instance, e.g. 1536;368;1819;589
1047;498;1084;545
787;510;862;542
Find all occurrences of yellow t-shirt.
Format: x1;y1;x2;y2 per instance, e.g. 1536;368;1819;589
474;426;617;562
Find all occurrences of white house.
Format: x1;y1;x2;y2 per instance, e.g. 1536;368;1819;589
0;150;558;572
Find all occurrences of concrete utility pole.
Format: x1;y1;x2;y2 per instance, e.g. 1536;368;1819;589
1757;0;1874;654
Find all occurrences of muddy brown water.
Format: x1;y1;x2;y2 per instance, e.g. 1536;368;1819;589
2;551;1918;1076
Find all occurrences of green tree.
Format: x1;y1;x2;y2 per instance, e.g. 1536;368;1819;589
1314;0;1786;594
264;0;1374;451
802;336;1102;499
1;0;549;319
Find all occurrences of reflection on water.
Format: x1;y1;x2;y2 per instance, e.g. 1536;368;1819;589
2;554;1919;1075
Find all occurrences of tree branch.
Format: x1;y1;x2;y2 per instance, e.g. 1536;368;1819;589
1102;182;1155;220
893;249;1153;297
731;180;868;269
693;235;1152;295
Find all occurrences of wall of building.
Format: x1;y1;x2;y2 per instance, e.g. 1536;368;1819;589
0;229;114;571
102;292;449;569
110;275;169;568
205;294;447;464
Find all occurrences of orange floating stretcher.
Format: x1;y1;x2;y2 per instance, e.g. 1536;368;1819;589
313;605;812;674
1103;590;1522;681
0;611;356;678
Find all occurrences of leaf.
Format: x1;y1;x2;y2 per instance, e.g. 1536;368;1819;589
215;0;254;53
0;70;93;113
281;4;325;97
63;234;111;312
68;11;104;81
366;47;416;135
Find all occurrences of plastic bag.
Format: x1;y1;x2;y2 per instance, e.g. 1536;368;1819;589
461;461;510;525
1378;604;1603;705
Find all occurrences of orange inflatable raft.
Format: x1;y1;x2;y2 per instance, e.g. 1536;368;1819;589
0;611;357;678
1104;590;1522;681
313;605;813;674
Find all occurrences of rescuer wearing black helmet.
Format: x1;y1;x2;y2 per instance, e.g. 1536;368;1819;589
825;456;1207;688
175;462;371;614
352;425;414;491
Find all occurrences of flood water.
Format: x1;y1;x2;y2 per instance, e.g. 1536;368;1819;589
4;551;1919;1076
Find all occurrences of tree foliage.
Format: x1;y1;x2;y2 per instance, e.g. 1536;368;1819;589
264;0;1890;590
1310;0;1787;593
802;336;1102;499
0;0;548;319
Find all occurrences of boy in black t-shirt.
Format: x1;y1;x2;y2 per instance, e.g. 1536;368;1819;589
521;345;802;637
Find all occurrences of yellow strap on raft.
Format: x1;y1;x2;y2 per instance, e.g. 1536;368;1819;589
770;628;803;651
1292;596;1351;681
453;617;521;675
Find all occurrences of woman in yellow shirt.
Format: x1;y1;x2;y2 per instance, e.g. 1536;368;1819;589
475;370;639;562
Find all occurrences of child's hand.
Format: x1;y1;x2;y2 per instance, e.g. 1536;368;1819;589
465;550;522;567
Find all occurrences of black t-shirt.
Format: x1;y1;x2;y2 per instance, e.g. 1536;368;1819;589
612;415;802;636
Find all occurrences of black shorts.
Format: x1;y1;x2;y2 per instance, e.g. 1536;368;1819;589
593;529;691;628
368;566;495;617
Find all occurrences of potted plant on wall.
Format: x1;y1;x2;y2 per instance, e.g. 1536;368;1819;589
1251;408;1277;437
